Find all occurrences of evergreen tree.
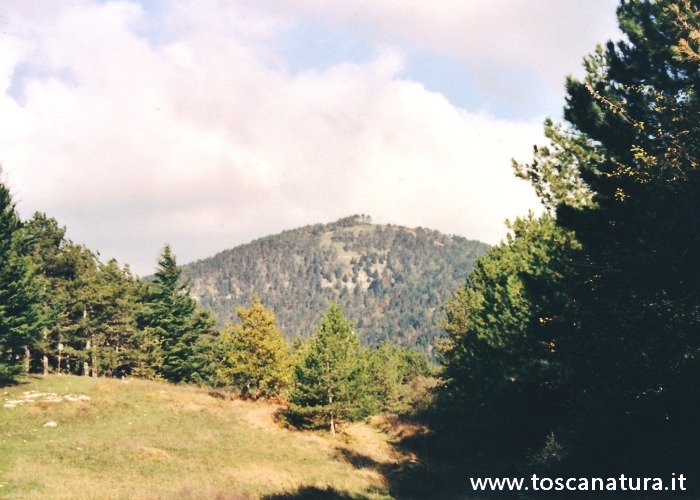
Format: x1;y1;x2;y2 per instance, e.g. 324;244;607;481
439;0;699;480
289;305;363;434
85;259;143;377
18;213;67;374
20;214;156;378
138;245;214;383
19;213;108;376
216;296;290;398
0;181;45;383
514;0;699;475
437;215;575;462
54;244;101;375
130;317;164;380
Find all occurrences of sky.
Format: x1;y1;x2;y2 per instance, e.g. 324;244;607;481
0;0;620;275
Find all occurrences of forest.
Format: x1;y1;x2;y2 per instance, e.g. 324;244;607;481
0;0;698;496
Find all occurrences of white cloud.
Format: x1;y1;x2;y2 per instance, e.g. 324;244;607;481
0;1;552;274
274;0;619;79
265;0;620;100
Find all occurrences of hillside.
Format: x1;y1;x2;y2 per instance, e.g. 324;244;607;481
181;216;489;353
0;375;415;498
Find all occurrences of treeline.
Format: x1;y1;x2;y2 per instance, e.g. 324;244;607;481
435;0;698;485
0;201;431;427
0;204;189;381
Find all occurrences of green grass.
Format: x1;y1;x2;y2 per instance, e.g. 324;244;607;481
0;376;398;499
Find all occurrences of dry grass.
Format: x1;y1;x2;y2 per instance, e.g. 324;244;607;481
0;375;413;499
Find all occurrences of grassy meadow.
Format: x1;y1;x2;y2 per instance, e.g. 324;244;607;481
0;375;417;499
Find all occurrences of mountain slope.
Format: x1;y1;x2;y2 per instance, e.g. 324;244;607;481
182;215;489;354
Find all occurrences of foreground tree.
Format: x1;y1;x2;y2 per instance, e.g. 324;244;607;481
216;296;290;398
440;0;699;480
0;181;45;382
51;243;101;375
517;0;699;475
289;305;363;434
437;215;576;462
16;212;66;374
138;246;214;383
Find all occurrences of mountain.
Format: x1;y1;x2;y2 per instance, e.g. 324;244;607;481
181;215;489;355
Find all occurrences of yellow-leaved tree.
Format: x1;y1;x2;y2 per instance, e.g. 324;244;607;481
217;296;290;398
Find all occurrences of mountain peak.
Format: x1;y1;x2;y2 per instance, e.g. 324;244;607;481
327;214;373;228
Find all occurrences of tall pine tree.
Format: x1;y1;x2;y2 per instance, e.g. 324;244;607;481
0;180;45;383
289;305;363;434
515;0;699;475
138;245;214;383
439;0;698;480
437;215;575;463
16;212;65;374
84;259;143;377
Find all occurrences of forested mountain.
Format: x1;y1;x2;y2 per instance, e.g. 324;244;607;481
181;215;489;354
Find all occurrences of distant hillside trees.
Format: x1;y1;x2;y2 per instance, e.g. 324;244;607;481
215;296;291;398
181;217;489;354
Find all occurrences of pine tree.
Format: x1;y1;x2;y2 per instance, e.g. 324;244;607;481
84;259;143;377
509;0;699;476
289;304;363;434
19;213;109;376
18;213;67;374
138;245;214;383
0;181;45;383
437;215;575;461
54;244;101;375
216;296;290;398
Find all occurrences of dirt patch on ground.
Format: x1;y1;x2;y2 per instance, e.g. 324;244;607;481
235;400;283;430
136;446;172;461
2;390;91;409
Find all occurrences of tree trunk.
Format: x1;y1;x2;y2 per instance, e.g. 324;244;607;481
41;327;49;375
90;338;97;378
84;339;91;376
328;393;335;435
23;346;30;373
